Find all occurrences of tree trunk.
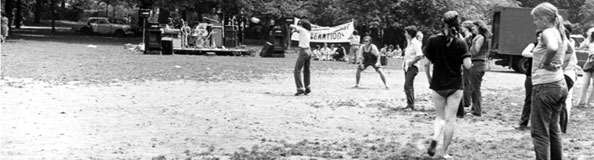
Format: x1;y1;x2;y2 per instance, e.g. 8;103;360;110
61;0;66;19
5;0;13;29
15;0;22;29
51;0;55;33
105;2;109;17
34;0;42;23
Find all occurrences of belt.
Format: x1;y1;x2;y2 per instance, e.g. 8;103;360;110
472;59;485;62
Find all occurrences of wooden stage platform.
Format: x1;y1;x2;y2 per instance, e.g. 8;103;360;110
171;37;252;56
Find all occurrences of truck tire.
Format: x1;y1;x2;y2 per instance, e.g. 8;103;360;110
512;57;530;73
517;57;531;74
81;27;92;35
115;30;125;37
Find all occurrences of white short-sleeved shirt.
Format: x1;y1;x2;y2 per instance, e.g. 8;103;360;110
292;25;311;48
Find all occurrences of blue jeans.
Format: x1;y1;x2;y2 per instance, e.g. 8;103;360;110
531;80;567;160
404;66;418;106
294;48;312;91
469;61;486;115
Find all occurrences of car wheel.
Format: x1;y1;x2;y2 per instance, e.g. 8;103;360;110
115;30;125;37
81;27;92;35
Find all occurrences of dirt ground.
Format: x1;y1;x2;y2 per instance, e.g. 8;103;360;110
1;30;594;160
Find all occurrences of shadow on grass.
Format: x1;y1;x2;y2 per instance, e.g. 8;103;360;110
6;26;142;46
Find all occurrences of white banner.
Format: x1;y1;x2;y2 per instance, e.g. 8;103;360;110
291;18;354;43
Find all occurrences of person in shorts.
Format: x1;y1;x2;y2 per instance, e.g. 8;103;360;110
423;11;472;159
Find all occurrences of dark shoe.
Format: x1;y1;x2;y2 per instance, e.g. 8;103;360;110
304;88;311;95
294;90;305;96
471;112;481;117
457;114;464;118
515;125;530;131
404;105;416;111
427;140;437;156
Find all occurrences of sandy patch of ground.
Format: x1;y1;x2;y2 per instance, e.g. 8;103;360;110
2;67;564;159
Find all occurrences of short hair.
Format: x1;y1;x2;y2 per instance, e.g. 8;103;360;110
299;19;312;31
363;36;372;43
404;26;418;38
353;30;359;35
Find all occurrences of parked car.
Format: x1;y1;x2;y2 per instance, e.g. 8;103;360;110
71;17;135;37
571;34;589;68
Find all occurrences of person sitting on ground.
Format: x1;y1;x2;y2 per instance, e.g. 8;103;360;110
312;45;322;60
380;44;388;56
392;45;402;58
333;44;346;61
386;45;395;58
321;43;333;61
354;36;389;89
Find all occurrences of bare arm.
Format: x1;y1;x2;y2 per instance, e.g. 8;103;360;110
541;29;560;65
463;57;472;69
424;59;432;83
521;43;536;58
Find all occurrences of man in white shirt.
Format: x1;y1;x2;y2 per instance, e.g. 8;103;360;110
289;19;312;96
403;26;424;110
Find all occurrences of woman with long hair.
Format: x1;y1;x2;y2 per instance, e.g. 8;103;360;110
466;20;492;116
423;11;472;159
530;2;568;159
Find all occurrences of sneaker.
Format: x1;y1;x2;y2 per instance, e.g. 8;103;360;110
427;140;437;156
304;88;311;95
294;90;305;96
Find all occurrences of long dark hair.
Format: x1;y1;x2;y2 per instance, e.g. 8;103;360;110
443;11;461;46
473;20;492;39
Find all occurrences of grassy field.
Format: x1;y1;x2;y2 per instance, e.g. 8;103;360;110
2;28;594;160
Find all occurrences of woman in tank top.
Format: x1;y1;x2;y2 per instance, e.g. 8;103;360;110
529;3;568;159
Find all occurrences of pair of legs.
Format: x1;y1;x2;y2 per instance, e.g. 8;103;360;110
294;48;312;95
428;89;463;158
519;75;532;128
578;71;594;106
355;64;388;89
468;61;486;116
531;81;567;160
404;66;419;109
457;68;472;117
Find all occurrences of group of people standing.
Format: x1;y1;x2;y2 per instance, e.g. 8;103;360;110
290;2;575;159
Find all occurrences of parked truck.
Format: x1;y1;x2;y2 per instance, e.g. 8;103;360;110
490;7;576;73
